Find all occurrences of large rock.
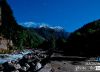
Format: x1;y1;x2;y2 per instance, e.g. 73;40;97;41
0;36;13;50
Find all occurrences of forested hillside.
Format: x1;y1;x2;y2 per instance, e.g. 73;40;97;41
0;0;45;50
64;19;100;57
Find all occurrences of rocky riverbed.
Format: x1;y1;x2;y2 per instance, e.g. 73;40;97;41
0;50;100;72
0;49;49;72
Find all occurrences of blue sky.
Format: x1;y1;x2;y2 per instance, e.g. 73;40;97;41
7;0;100;32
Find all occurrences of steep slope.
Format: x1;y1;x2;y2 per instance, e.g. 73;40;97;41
0;0;45;50
34;26;69;40
64;19;100;57
33;26;69;50
0;0;23;39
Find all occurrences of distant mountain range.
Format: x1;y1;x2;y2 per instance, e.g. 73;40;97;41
19;21;64;31
34;26;69;40
20;22;70;40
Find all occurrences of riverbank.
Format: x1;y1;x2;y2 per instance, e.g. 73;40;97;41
0;49;49;72
0;49;98;72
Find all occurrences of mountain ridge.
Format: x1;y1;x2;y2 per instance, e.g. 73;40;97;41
63;19;100;57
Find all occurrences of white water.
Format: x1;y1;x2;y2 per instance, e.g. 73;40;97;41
0;49;33;64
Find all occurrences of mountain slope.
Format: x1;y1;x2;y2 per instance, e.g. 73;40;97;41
64;19;100;57
0;0;45;50
33;26;69;40
33;26;70;50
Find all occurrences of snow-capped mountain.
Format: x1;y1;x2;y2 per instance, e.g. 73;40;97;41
19;22;39;28
19;22;64;32
34;26;69;40
50;26;64;32
38;25;64;32
19;22;70;40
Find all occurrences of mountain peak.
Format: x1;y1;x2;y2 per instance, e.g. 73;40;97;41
39;24;49;28
20;22;64;32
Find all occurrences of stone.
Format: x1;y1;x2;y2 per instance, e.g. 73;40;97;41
35;62;42;70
